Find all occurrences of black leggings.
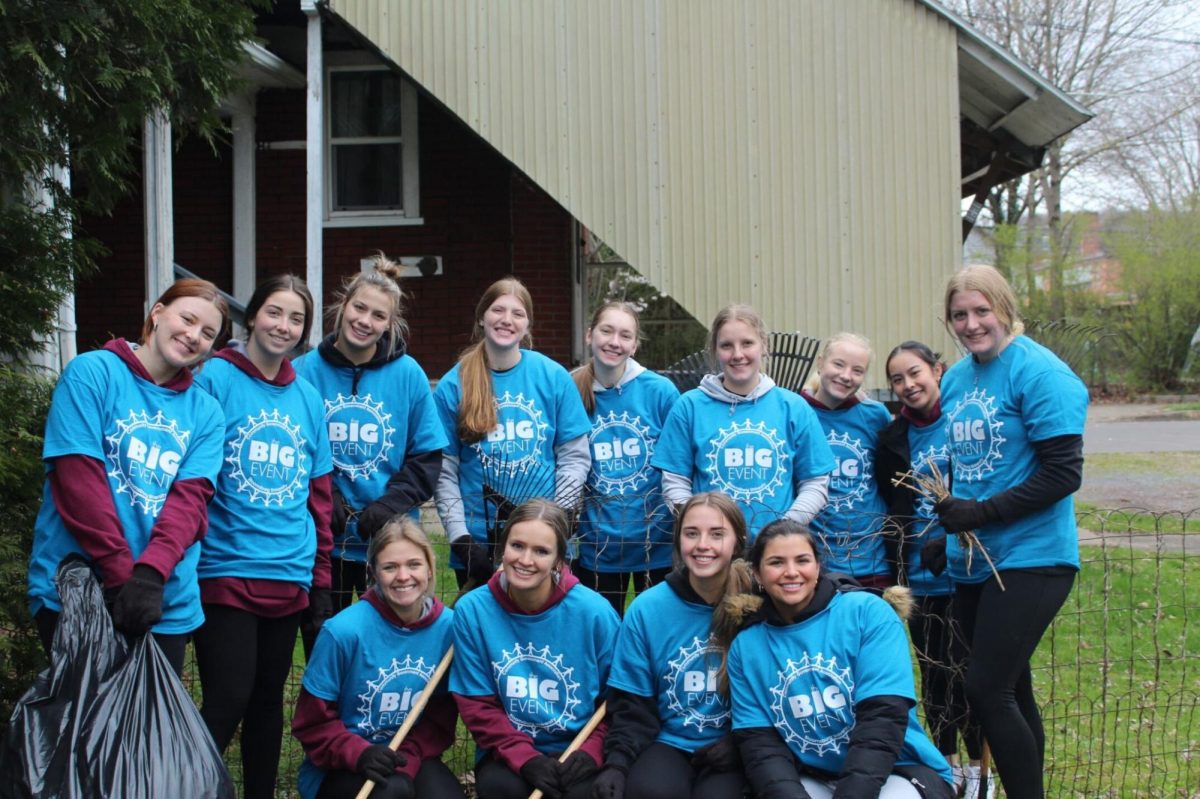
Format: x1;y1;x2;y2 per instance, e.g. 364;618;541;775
569;564;671;617
626;741;747;799
33;607;188;676
907;594;980;759
314;759;464;799
303;557;368;657
475;754;596;799
950;569;1075;799
192;604;301;799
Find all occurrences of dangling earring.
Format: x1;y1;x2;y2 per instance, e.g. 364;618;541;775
153;322;158;332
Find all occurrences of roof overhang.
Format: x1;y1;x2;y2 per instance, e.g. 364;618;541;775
919;1;1094;196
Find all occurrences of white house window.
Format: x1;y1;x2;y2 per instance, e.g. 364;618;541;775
326;65;421;226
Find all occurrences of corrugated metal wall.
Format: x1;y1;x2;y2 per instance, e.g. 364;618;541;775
331;0;962;383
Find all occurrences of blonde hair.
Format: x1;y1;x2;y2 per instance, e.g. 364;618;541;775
804;331;873;394
330;252;409;359
572;301;642;414
943;264;1025;339
708;304;769;368
455;277;535;443
367;517;438;599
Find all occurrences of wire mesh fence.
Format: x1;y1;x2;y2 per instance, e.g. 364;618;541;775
3;503;1197;798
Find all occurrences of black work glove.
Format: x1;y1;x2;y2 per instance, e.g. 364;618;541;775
559;750;599;788
330;486;350;539
520;754;563;798
919;536;947;576
356;498;408;541
301;587;334;640
110;564;165;637
589;766;626;799
355;744;406;783
691;734;739;776
934;496;998;534
450;538;494;585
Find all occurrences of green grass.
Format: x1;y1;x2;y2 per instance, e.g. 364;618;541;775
1084;451;1200;475
1075;501;1198;533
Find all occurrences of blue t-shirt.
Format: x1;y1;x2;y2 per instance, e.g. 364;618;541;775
28;348;224;634
576;370;679;572
940;336;1088;581
294;348;448;562
728;590;951;784
434;350;592;567
651;387;835;538
809;400;892;577
607;580;729;752
193;357;333;588
298;599;454;799
902;421;954;597
449;581;620;756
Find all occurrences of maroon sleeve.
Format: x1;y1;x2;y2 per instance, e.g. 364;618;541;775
577;704;608;768
48;455;133;588
308;473;334;589
453;692;541;772
292;687;370;773
137;476;214;580
396;693;458;780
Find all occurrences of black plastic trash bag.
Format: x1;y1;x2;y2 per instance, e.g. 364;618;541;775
0;559;234;799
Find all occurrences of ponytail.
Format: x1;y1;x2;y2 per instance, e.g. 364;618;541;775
572;362;598;415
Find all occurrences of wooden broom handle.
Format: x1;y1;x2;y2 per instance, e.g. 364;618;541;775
528;701;608;799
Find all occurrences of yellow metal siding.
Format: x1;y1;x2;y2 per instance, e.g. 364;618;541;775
332;0;962;383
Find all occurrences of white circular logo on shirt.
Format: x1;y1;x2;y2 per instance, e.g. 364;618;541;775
493;643;581;739
826;430;874;512
227;409;309;506
943;389;1005;482
664;636;730;731
769;653;855;757
105;409;190;515
589;411;654;496
324;393;395;481
705;420;788;502
910;446;950;518
476;392;549;477
356;655;437;742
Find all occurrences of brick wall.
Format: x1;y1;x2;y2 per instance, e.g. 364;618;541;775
74;88;577;377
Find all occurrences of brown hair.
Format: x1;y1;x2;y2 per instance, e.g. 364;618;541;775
330;253;410;358
140;278;231;345
497;499;570;567
708;304;769;372
943;264;1025;339
456;278;534;443
367;516;438;599
243;273;315;346
572;301;642;414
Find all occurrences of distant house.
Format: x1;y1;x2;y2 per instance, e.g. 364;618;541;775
59;0;1090;387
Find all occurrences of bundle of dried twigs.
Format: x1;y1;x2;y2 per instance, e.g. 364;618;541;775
891;458;1005;591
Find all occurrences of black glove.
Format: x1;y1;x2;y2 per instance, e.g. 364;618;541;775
355;744;406;783
521;755;562;797
451;538;494;585
589;766;626;799
357;499;407;541
110;564;165;637
934;496;997;534
301;587;334;640
919;536;947;576
559;750;599;788
330;486;350;539
691;735;739;776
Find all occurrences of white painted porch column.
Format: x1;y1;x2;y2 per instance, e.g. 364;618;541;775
302;0;324;345
231;95;257;315
143;108;174;312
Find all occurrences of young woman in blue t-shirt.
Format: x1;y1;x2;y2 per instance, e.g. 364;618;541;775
192;275;334;799
292;517;463;799
717;519;955;799
935;265;1087;799
434;278;591;587
27;279;228;675
801;333;893;588
570;301;679;616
